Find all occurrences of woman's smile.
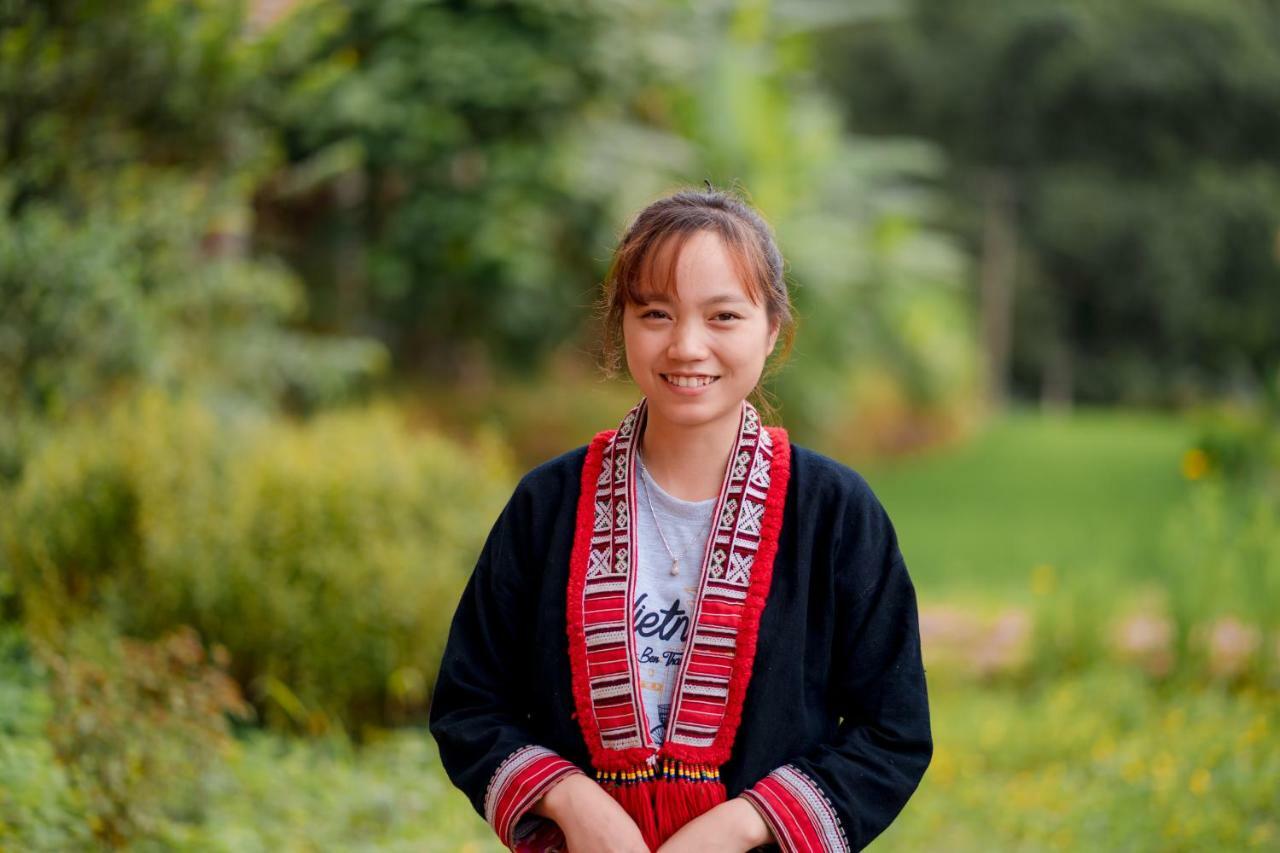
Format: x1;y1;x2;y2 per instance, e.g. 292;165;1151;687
660;373;721;393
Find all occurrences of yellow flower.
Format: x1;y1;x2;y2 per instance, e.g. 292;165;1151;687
1189;768;1212;795
1181;448;1210;480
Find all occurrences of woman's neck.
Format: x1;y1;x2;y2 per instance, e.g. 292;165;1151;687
638;405;742;503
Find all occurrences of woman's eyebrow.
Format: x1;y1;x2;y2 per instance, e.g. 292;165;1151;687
639;293;749;306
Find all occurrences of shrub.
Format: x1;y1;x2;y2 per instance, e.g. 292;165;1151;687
2;388;515;733
36;619;252;847
0;622;91;850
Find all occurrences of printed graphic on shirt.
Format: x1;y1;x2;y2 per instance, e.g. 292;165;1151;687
631;451;715;746
634;590;695;743
634;592;690;642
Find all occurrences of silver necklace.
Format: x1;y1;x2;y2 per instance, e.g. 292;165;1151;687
638;452;682;576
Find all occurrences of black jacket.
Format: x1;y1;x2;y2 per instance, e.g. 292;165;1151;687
429;434;932;852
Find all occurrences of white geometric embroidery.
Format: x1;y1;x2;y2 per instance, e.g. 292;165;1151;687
749;462;771;492
588;547;612;577
719;498;739;529
737;500;765;536
708;551;726;578
726;551;755;585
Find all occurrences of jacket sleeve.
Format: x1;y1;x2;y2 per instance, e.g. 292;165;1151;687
740;477;933;852
427;478;586;850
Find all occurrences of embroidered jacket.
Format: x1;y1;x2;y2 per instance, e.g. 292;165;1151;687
429;398;933;852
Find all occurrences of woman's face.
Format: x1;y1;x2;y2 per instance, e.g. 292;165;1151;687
622;229;779;430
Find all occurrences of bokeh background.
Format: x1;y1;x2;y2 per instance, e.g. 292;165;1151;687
2;0;1278;849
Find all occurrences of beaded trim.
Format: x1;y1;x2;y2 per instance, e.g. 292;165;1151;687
594;759;723;786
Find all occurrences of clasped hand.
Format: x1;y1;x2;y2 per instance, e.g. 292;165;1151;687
533;774;772;852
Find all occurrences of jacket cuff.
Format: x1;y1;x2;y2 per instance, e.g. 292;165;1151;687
740;764;850;853
483;744;584;850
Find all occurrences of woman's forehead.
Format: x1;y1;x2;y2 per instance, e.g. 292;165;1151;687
631;230;762;305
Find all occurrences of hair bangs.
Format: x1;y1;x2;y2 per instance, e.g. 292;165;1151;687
622;224;770;310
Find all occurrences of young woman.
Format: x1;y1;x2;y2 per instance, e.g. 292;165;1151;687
429;187;932;852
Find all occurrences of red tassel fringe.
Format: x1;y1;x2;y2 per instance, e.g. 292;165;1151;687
600;762;728;850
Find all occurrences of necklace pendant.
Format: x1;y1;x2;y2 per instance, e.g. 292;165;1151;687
670;559;680;576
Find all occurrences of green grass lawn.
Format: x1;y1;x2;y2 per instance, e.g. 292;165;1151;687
859;405;1195;603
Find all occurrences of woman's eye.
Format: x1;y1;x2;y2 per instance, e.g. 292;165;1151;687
638;309;740;322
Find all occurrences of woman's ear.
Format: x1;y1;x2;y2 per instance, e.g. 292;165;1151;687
766;319;780;355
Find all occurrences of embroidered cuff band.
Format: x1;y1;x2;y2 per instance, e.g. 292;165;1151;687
484;744;585;849
740;764;850;853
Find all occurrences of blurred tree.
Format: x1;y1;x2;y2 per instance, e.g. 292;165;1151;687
250;0;667;380
818;0;1280;407
0;0;386;482
649;0;978;445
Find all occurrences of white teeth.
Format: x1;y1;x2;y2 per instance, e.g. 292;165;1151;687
664;375;717;388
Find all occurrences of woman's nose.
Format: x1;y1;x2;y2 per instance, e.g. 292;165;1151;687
667;320;709;360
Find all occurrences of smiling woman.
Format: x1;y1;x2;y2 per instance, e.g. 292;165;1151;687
599;190;796;425
429;186;933;852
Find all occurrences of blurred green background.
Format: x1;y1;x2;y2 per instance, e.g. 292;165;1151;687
1;0;1278;849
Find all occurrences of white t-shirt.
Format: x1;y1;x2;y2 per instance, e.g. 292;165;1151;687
632;451;717;746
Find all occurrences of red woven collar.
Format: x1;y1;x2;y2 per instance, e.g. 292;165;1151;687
566;397;791;772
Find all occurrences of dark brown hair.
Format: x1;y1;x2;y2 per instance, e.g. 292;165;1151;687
595;184;797;423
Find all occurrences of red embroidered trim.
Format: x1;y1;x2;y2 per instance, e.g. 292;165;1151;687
566;423;653;770
566;398;791;773
695;424;789;765
740;764;850;853
484;745;584;849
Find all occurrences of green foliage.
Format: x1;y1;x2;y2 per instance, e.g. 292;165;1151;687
192;729;500;850
1159;480;1280;686
37;619;251;848
0;623;90;851
0;173;389;445
1187;399;1280;486
1;0;260;210
819;0;1280;405
879;668;1280;850
1;389;516;733
1025;164;1280;405
0;0;389;490
252;0;661;375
